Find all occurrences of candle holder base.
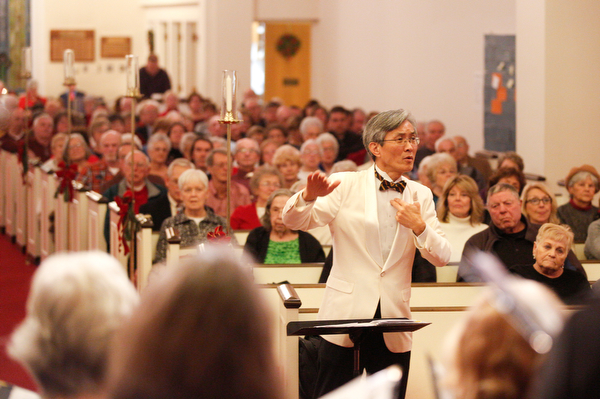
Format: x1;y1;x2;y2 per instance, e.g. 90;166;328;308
63;77;76;86
218;112;240;124
125;88;142;99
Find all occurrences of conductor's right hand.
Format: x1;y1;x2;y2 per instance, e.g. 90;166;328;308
302;171;340;202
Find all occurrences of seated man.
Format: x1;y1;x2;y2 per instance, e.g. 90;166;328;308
164;158;195;217
99;142;164;193
28;113;54;163
77;130;121;193
103;150;169;247
232;138;260;191
435;137;487;196
0;108;25;153
205;148;251;218
458;183;584;282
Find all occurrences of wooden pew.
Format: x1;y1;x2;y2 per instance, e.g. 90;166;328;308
53;175;70;252
86;191;109;252
26;166;42;261
233;229;250;246
573;242;585;260
135;214;154;293
0;150;5;231
252;263;324;284
15;161;27;250
436;262;459;283
68;183;89;252
582;260;600;282
108;201;128;271
40;171;56;260
3;152;18;239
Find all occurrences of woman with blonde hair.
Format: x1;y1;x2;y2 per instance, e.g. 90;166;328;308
437;175;488;262
521;182;559;225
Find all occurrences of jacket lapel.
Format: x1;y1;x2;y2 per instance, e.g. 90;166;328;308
364;165;384;268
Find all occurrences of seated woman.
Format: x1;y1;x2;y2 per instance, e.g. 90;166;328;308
166;121;186;161
425;153;457;204
154;169;231;263
107;249;284;399
443;279;564;399
496;151;524;172
557;165;600;242
437;175;488;263
297;139;321;181
64;133;98;172
489;166;527;196
8;252;138;399
521;182;560;226
147;133;171;183
41;132;68;173
230;165;283;230
584;218;600;259
244;189;325;264
509;223;591;305
273;144;301;189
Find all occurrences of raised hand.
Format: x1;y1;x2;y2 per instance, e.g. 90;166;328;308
390;198;426;236
302;171;340;202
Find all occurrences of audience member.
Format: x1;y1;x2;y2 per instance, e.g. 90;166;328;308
18;79;46;112
231;165;283;230
178;132;196;161
205;148;251;218
458;184;584;282
243;97;263;126
139;54;171;99
351;108;366;134
147;133;171;182
316;133;339;175
1;108;25;153
206;115;227;138
414;119;445;171
41;133;68;173
159;90;180;116
8;251;138;399
425;152;458;204
437;175;488;263
510;223;590;304
28;113;54;163
273;144;301;189
166;121;186;160
135;100;159;144
443;279;564;399
262;101;280;126
265;123;288;147
557;164;600;241
260;139;278;166
189;135;213;172
489;166;527;196
154;169;229;263
299;116;324;142
186;92;204;126
87;118;110;153
64;133;96;174
437;137;487;194
521;182;559;225
108;113;126;133
497;151;524;172
453;135;494;181
107;248;283;399
77;130;121;193
584;217;600;260
298;139;321;181
244;189;325;264
232;138;260;191
246;125;266;144
163;158;194;217
328;106;364;162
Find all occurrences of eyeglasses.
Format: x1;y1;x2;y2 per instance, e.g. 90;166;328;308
381;136;420;146
526;197;551;205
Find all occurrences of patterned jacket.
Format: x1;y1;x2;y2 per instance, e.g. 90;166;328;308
153;206;233;263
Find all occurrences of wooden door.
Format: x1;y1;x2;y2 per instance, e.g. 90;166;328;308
264;22;311;108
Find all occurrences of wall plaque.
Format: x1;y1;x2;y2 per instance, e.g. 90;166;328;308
101;37;131;58
50;30;94;62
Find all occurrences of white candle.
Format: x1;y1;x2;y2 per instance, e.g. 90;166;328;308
22;47;32;75
225;75;232;112
64;49;75;80
125;55;139;93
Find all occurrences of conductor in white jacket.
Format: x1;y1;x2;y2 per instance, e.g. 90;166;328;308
282;109;451;399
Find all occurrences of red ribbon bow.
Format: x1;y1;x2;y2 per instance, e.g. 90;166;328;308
207;226;231;242
55;161;79;202
115;190;135;255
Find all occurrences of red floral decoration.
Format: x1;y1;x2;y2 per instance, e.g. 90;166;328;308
207;226;231;243
115;190;138;255
55;161;79;202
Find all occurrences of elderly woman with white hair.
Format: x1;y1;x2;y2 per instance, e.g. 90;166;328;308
426;152;458;204
147;132;171;183
299;116;324;142
154;168;232;263
316;132;339;175
8;251;138;399
297;139;321;181
557;164;600;242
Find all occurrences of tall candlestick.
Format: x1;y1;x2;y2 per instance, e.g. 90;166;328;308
64;49;75;81
125;54;139;97
22;47;32;77
220;70;237;120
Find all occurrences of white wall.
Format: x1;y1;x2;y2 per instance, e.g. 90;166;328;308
31;0;146;106
311;0;516;152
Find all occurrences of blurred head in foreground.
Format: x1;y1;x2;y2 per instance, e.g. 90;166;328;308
8;251;138;398
107;248;283;399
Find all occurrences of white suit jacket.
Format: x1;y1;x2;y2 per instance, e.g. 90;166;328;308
282;166;451;352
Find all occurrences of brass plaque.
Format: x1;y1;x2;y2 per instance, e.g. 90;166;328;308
50;30;95;62
101;37;131;58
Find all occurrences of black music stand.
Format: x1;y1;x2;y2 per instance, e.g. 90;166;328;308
287;318;430;377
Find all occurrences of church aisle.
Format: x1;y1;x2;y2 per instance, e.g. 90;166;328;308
0;233;38;391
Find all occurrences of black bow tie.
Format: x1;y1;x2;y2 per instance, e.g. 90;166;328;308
375;169;406;193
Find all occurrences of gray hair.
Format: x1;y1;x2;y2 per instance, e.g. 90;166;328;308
316;132;339;155
300;138;319;154
206;148;228;167
425;152;457;183
167;158;194;178
8;251;138;398
568;171;599;190
179;132;198;155
33;112;53;128
120;133;143;150
362;109;417;159
234;137;260;154
124;149;150;166
250;165;283;193
487;183;520;204
147;132;172;153
435;137;457;152
331;160;358;174
261;189;294;231
299;116;323;137
99;130;122;145
178;168;209;190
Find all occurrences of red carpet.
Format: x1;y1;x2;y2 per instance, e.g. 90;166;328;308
0;233;38;391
